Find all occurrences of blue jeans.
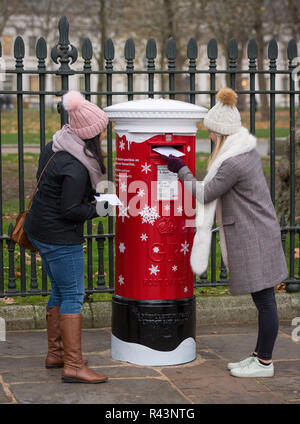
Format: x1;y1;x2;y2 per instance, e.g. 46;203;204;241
27;234;85;314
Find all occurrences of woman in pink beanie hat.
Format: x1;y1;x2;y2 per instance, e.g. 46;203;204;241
24;91;109;384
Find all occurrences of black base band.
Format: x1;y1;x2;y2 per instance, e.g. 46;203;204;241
112;295;196;352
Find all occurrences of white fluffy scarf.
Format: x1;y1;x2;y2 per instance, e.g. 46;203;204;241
190;126;257;275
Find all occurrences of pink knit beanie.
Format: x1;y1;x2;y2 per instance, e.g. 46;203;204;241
62;90;109;139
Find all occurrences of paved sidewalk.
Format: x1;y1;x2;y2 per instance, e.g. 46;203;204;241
0;322;299;404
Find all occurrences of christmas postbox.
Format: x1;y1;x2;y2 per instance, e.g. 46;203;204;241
104;98;207;366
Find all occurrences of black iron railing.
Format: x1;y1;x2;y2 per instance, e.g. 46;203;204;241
0;15;299;297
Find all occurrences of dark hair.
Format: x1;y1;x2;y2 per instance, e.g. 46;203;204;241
82;133;106;174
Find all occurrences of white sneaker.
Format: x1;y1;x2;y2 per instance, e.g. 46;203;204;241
227;355;255;370
230;357;274;378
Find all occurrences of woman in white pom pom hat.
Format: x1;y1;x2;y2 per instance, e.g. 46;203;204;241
163;87;288;378
24;91;109;383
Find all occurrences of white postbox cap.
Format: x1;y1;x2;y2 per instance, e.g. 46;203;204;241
104;98;208;143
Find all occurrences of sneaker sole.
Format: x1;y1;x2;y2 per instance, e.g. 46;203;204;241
230;370;274;378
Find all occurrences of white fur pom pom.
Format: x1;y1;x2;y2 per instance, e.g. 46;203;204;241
62;90;85;111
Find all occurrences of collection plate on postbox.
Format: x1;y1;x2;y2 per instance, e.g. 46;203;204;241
104;98;207;366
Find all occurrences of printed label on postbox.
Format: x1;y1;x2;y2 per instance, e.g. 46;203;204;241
157;165;178;201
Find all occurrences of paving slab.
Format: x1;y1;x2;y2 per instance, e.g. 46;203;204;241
258;376;300;402
0;383;11;403
0;328;111;356
0;323;299;404
273;360;300;377
0;352;116;372
9;379;189;404
1;365;160;383
195;323;259;336
197;333;300;362
160;360;284;404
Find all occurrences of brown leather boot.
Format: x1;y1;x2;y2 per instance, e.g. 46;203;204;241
45;307;64;369
59;314;108;384
45;307;88;369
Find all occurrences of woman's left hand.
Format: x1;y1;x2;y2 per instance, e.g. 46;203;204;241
161;154;186;173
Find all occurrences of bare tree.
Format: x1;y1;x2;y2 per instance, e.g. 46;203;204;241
286;0;300;39
0;0;26;37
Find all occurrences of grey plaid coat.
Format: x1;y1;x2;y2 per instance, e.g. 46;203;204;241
178;148;288;295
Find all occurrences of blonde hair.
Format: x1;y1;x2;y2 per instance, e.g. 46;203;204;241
207;134;227;171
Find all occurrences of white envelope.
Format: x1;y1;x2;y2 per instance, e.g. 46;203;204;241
94;194;122;206
152;146;185;157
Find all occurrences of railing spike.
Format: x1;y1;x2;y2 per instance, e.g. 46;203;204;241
146;38;157;59
228;38;238;60
104;38;115;61
36;37;47;60
82;38;93;60
187;38;198;60
166;37;176;60
124;38;135;61
268;38;278;60
207;38;218;59
247;38;258;59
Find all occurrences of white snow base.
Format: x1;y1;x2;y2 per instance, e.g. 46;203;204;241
111;334;196;366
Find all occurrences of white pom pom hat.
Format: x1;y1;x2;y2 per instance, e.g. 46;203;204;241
62;90;109;139
203;87;242;136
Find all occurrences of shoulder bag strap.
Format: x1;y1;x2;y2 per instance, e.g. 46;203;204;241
25;152;57;212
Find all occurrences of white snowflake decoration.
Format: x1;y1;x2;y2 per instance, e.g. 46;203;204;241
177;205;183;214
153;246;160;253
149;265;160;276
180;240;190;255
141;162;151;174
137;188;145;198
119;140;125;151
119;204;130;222
140;233;148;241
120;182;127;192
164;204;170;212
118;275;125;285
172;265;178;272
119;242;126;253
139;205;160;225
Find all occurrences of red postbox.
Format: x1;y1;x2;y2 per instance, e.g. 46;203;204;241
105;99;207;365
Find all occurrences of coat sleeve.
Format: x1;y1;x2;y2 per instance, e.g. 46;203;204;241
178;159;240;204
60;161;98;222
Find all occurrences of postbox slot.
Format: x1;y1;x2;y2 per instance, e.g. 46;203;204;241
150;144;185;158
